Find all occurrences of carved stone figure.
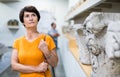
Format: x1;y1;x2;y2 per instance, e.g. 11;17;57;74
82;12;120;77
70;24;91;64
7;19;19;26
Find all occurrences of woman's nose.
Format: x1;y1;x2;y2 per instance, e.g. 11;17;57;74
29;16;33;21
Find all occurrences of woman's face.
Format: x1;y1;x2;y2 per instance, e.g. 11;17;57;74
23;11;38;28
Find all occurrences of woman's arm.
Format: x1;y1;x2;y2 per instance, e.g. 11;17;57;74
38;40;58;67
52;33;60;37
11;49;48;73
44;48;58;67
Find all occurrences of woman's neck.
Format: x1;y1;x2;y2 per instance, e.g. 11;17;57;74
25;29;39;39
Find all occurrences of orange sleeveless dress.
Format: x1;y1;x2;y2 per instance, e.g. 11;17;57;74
13;34;56;77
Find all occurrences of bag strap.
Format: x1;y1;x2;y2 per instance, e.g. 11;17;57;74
44;34;46;41
43;34;47;77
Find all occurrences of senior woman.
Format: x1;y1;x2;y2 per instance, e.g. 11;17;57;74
11;5;58;77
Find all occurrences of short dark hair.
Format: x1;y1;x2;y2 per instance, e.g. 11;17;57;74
19;5;40;23
51;22;55;27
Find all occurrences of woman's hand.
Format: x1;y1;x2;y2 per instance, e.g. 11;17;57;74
36;62;48;72
38;39;50;57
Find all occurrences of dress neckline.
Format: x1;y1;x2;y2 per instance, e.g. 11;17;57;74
23;33;44;43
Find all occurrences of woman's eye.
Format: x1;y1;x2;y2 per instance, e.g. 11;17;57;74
32;14;36;17
25;15;29;18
